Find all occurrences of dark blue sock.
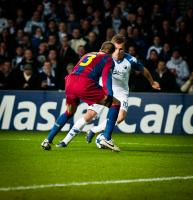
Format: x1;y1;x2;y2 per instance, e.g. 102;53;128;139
103;105;120;140
47;112;72;142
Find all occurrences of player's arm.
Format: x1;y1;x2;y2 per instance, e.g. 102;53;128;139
130;56;161;90
142;67;161;90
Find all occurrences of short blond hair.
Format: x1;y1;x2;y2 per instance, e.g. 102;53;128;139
111;34;126;44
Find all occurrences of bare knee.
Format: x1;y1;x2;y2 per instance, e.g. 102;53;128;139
84;109;97;123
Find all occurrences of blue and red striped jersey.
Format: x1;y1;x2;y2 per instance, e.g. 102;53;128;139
71;52;114;96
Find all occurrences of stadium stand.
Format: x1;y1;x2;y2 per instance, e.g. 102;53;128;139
0;0;192;92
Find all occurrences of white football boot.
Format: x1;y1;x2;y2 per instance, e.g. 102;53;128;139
100;137;120;152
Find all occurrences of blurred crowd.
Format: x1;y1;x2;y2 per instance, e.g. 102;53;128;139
0;0;193;93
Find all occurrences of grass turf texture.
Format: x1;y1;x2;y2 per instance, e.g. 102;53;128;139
0;131;193;200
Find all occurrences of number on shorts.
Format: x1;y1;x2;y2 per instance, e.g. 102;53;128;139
123;101;128;109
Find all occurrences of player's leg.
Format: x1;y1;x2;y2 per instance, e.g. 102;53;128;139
55;76;99;147
97;97;120;151
42;74;83;149
88;95;128;142
90;119;107;133
102;96;128;142
87;109;127;143
41;104;77;150
84;95;120;151
117;109;127;124
48;104;77;142
87;119;107;143
56;109;97;147
96;96;120;139
99;97;128;151
85;105;105;143
116;95;129;125
103;100;120;140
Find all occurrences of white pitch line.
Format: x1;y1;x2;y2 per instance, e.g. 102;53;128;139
120;142;193;147
0;139;192;147
0;138;31;141
72;141;193;147
0;175;193;192
0;138;192;148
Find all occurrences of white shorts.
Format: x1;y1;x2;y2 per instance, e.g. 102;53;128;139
116;94;129;112
113;87;129;112
88;104;105;115
88;92;129;114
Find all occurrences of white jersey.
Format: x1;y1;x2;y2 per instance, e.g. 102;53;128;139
89;53;144;113
112;53;144;96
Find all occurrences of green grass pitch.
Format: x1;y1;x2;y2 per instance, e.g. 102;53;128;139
0;131;193;200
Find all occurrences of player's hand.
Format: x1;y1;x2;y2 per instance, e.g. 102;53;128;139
151;81;161;90
104;95;113;108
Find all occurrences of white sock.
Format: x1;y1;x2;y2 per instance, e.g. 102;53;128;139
91;119;107;133
63;117;87;145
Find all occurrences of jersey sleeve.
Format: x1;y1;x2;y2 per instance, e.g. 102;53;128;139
130;56;144;72
101;56;114;97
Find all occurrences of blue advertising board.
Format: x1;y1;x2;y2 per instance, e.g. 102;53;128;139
0;90;193;134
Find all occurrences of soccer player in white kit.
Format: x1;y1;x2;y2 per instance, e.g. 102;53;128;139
56;35;160;151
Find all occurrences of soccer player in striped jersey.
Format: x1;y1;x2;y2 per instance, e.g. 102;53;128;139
56;35;160;151
41;41;121;151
